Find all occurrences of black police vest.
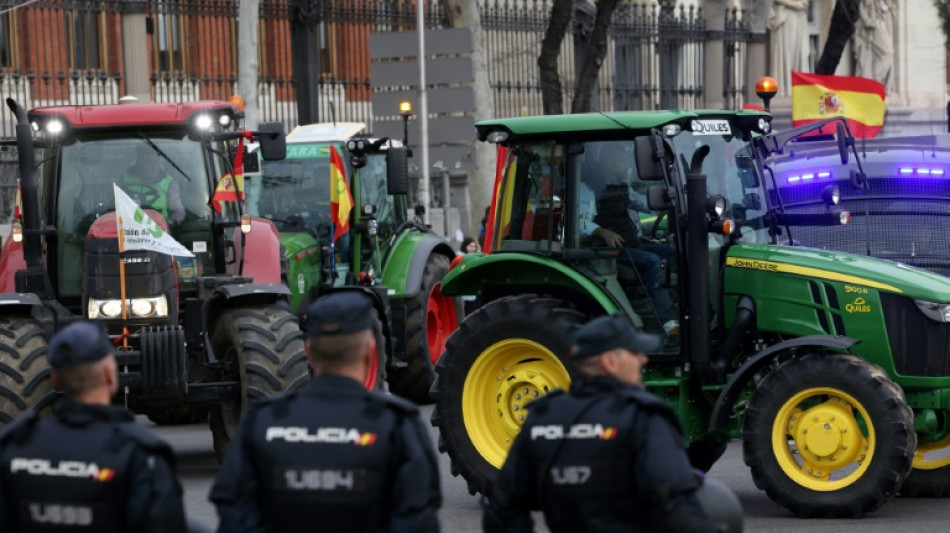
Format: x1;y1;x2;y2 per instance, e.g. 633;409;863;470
0;412;140;531
594;184;640;244
247;390;411;532
523;385;673;532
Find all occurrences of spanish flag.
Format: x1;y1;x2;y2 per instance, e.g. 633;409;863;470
329;144;353;243
791;71;886;139
212;131;253;213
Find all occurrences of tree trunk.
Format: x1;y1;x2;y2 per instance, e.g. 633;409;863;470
815;0;861;75
571;0;620;113
538;0;574;115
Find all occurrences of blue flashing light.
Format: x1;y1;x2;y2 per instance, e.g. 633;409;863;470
788;176;801;183
933;169;946;176
899;167;914;175
919;168;932;175
818;171;832;178
802;173;815;180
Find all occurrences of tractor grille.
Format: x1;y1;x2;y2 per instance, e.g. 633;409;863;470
881;293;950;377
772;178;950;276
84;238;175;298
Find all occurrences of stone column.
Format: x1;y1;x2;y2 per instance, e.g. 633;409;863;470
120;0;150;101
703;0;726;110
290;0;322;125
743;0;771;105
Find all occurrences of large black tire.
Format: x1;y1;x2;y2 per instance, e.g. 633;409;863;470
209;305;310;461
742;353;915;517
901;434;950;497
388;253;451;403
0;317;56;423
430;295;586;496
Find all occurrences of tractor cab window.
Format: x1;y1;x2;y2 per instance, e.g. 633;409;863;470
55;134;212;298
361;152;397;239
576;139;680;340
492;142;565;252
252;142;334;247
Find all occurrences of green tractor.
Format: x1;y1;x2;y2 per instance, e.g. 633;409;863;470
245;122;457;400
431;110;950;517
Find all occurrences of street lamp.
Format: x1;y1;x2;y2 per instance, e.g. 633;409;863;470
399;100;413;155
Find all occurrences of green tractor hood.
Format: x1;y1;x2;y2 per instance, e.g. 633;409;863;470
726;243;950;302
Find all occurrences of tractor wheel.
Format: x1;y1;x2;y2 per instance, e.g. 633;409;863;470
742;353;915;517
430;294;586;496
365;311;387;392
209;304;310;461
388;253;452;403
901;436;950;497
146;405;209;426
0;316;56;423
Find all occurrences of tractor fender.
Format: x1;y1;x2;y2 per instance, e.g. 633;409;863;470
439;253;621;314
382;232;455;299
201;283;292;363
708;334;860;433
229;217;283;284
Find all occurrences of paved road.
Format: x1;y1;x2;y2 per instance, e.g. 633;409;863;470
154;406;950;532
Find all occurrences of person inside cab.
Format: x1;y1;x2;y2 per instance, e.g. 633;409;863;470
579;141;679;336
122;144;186;226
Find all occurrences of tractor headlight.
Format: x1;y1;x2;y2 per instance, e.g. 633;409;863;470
195;114;214;131
88;296;169;319
915;300;950;323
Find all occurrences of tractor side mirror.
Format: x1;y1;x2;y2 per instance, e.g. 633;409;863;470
647;185;672;210
242;147;261;175
635;136;664;180
386;146;410;195
257;122;286;161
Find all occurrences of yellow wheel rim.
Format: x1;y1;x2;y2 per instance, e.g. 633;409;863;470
462;338;571;468
772;387;876;491
913;434;950;470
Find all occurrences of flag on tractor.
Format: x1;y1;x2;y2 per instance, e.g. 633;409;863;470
329;144;353;243
791;71;886;139
11;179;21;221
212;131;253;213
114;184;194;257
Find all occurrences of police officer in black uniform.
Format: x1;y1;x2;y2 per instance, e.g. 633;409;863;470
0;320;186;532
210;292;442;532
484;314;737;533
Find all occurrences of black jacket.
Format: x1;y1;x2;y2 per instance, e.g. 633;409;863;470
484;376;715;533
210;374;441;533
0;397;186;532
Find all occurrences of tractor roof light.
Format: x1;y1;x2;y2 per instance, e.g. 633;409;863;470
229;95;246;112
755;76;778;100
838;210;851;225
821;185;840;206
757;118;771;134
662;123;682;137
240;213;252;234
485;130;509;144
218;114;232;127
705;195;726;217
195;114;214;131
10;222;22;243
45;119;64;135
398;101;412;116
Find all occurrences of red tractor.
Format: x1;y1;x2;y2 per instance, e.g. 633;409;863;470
0;98;308;458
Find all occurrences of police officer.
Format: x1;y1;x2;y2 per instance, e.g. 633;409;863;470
210;292;442;532
484;314;736;533
0;320;186;532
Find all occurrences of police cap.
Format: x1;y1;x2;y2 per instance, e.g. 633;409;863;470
571;314;660;360
304;292;374;337
47;321;116;369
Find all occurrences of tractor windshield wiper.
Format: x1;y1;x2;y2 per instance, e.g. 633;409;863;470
136;132;192;181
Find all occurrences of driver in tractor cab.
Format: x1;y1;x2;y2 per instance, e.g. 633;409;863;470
122;144;186;227
579;142;679;336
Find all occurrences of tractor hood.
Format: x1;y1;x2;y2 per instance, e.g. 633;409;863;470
726;243;950;301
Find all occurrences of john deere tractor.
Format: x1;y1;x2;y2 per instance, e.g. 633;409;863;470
245;122;457;401
0;98;308;459
431;110;950;517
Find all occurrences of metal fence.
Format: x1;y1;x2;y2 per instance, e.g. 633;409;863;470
0;0;750;223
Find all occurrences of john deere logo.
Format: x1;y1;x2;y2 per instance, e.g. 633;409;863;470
845;297;871;314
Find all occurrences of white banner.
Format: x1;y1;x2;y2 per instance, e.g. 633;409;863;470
113;184;195;257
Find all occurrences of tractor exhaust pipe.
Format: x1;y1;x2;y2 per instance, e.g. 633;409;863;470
6;98;53;297
686;147;713;383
